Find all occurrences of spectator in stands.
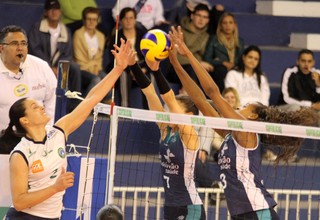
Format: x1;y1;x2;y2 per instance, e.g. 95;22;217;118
73;6;110;103
278;49;320;113
2;39;132;220
211;87;241;152
96;204;124;220
128;48;206;219
28;0;100;106
0;25;57;154
185;0;225;35
106;7;148;108
59;0;97;35
169;26;317;219
204;12;244;92
112;0;170;32
225;45;270;106
167;3;213;94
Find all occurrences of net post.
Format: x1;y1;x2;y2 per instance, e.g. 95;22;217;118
106;105;119;205
54;60;70;122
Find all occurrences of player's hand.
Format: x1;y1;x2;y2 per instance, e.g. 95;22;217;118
112;38;133;70
54;167;74;192
169;26;189;56
145;58;160;71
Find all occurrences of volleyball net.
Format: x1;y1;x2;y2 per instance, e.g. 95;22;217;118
61;101;320;220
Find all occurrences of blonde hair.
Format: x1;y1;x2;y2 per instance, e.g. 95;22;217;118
216;12;239;49
222;87;241;110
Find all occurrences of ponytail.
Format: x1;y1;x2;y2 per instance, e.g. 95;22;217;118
0;97;28;154
0;123;22;154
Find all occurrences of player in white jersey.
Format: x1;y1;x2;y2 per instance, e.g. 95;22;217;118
128;52;205;219
1;39;133;220
168;26;317;219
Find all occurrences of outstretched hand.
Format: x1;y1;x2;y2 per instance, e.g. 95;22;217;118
111;38;134;70
169;26;189;56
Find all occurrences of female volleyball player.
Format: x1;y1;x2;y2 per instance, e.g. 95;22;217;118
2;39;132;220
126;47;205;219
168;26;317;220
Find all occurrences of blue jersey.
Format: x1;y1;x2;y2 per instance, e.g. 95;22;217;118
159;127;202;206
218;133;277;216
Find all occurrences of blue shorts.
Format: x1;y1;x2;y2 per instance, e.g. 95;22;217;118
5;207;59;220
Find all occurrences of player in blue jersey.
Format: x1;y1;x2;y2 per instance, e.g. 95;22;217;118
1;39;132;220
126;47;205;219
168;26;317;220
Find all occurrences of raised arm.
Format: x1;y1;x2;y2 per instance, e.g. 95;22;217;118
55;38;132;137
170;26;257;148
171;26;243;121
168;30;227;138
148;60;199;151
129;54;199;151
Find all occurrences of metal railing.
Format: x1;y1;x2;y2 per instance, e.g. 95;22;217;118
113;187;320;220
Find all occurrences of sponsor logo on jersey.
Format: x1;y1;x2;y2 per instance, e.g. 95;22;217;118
14;84;28;97
47;129;57;139
164;149;175;163
31;160;44;173
58;147;66;158
32;83;45;91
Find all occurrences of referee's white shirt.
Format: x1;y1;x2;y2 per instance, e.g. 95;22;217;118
0;54;57;130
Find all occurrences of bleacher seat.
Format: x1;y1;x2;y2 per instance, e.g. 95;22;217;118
256;0;320;18
289;33;320;51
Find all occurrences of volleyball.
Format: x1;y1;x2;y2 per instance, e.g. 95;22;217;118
140;29;171;62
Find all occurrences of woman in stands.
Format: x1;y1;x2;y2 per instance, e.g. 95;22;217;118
225;45;271;106
126;46;205;219
106;7;149;109
2;39;132;220
169;26;317;219
204;12;244;92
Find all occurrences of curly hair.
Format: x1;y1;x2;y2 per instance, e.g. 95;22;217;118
255;106;318;163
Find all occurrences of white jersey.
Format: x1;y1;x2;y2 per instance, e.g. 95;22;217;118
11;126;67;218
0;54;57;130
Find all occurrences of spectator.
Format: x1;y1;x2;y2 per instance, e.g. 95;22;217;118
96;204;123;220
0;25;57;154
185;0;225;35
167;3;213;94
225;45;270;106
28;0;99;107
59;0;97;35
106;7;148;108
204;12;244;92
73;6;110;103
278;49;320;112
73;6;106;77
112;0;170;31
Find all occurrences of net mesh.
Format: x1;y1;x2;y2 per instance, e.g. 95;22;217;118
66;103;320;220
